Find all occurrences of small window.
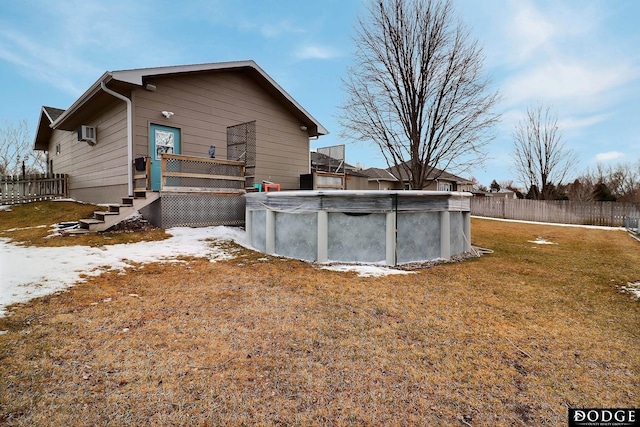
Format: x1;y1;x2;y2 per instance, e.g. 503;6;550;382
404;183;410;190
439;182;453;191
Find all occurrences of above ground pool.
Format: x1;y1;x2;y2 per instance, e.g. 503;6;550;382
245;190;472;266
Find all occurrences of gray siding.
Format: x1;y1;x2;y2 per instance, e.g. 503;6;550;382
48;102;128;203
133;71;310;190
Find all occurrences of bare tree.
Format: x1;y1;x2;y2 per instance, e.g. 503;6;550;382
578;162;640;202
512;103;577;200
339;0;500;189
0;119;45;176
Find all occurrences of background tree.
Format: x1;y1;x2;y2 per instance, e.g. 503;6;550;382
592;180;616;202
605;162;640;202
340;0;500;189
566;177;595;202
576;162;640;202
0;119;45;176
470;176;487;192
489;179;500;192
512;103;577;200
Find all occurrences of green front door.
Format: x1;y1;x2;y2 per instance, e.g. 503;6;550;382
150;124;181;191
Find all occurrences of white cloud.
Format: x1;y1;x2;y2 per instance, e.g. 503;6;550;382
294;44;340;60
558;114;609;131
507;3;555;63
595;151;624;162
494;0;639;114
503;60;636;109
259;20;305;38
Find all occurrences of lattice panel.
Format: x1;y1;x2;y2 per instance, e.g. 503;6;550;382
160;193;246;228
227;121;256;188
317;144;346;174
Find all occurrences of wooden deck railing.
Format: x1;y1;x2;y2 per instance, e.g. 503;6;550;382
161;154;245;192
0;174;68;205
132;156;152;191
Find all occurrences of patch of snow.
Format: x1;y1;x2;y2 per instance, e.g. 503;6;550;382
0;226;249;317
0;205;12;212
52;198;80;203
3;224;48;233
621;282;640;299
321;264;415;277
528;237;557;245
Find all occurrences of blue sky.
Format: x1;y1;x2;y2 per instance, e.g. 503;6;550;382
1;0;639;187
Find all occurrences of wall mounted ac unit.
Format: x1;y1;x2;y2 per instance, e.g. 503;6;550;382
78;125;97;145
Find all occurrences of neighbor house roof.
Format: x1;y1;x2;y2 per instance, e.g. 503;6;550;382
360;167;399;181
35;60;328;149
387;162;472;185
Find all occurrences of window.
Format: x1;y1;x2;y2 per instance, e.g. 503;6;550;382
438;182;453;191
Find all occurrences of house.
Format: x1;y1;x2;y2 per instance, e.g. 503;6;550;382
33;60;327;229
360;167;403;190
361;163;473;191
486;189;517;199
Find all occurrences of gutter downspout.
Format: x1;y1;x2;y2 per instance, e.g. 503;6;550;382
100;81;133;196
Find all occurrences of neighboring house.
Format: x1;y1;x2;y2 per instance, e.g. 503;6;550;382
33;60;327;205
486;189;517;199
361;163;473;192
361;167;403;190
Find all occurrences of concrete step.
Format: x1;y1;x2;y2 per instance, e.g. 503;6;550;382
94;211;120;221
79;218;103;229
82;191;160;232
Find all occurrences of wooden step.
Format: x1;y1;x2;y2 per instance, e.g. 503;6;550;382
107;204;121;213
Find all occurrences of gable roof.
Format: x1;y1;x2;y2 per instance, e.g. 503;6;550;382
34;106;66;150
38;60;328;144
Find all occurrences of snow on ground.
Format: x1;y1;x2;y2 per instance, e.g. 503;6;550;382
0;226;246;317
321;264;415;278
0;225;410;317
528;237;557;245
1;215;636;317
621;282;640;299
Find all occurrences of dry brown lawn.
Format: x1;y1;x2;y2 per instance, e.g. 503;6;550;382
0;201;169;246
0;207;638;426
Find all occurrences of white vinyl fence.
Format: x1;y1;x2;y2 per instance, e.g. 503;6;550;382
0;174;68;205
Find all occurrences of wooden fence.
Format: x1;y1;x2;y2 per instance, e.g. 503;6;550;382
471;197;640;227
0;174;68;205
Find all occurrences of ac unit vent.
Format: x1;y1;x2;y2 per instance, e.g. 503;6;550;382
78;125;97;145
